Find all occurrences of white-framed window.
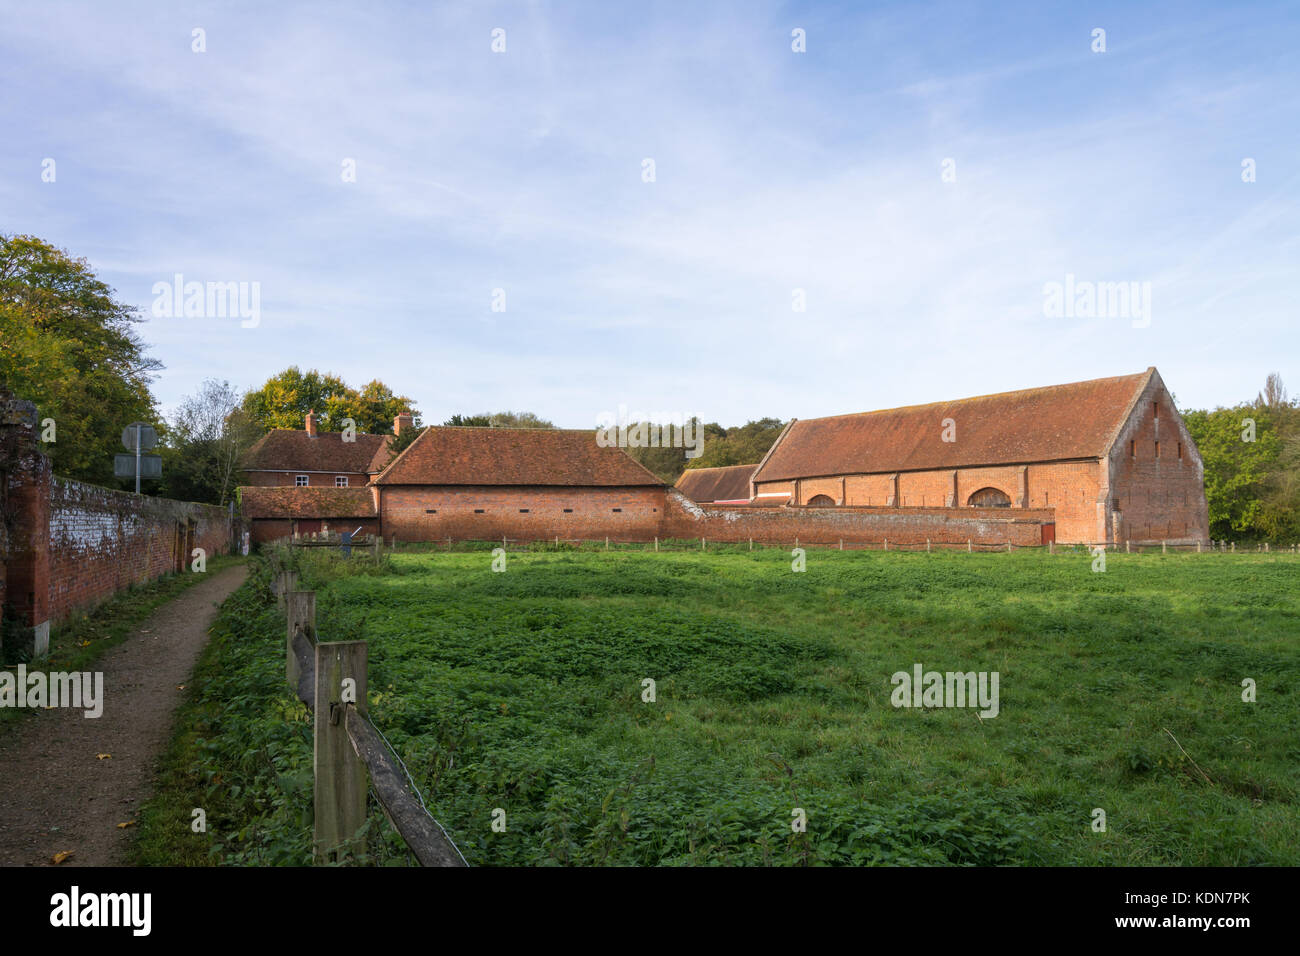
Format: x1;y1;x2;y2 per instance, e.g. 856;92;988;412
335;476;349;487
295;475;309;487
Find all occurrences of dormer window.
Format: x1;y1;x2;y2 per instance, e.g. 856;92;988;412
295;475;309;487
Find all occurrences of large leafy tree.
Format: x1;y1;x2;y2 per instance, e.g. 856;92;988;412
0;234;160;484
241;367;418;434
1182;405;1279;537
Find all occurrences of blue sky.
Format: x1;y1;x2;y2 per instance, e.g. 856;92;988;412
3;0;1297;428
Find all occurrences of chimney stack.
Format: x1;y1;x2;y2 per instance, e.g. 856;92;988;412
305;410;319;438
394;411;413;436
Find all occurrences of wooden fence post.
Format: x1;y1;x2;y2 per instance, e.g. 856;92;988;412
654;536;658;552
276;570;298;609
967;539;971;553
286;590;315;688
314;640;368;864
1049;540;1054;555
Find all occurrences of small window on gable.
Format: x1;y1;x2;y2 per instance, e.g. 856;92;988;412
335;476;348;487
1154;402;1160;419
295;475;309;487
1178;442;1183;460
1154;440;1160;458
1129;440;1135;458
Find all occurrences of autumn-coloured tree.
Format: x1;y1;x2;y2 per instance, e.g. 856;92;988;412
0;234;160;484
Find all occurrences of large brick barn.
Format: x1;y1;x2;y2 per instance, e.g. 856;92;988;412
748;367;1208;544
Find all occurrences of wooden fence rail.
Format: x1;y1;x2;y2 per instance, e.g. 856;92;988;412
272;564;466;867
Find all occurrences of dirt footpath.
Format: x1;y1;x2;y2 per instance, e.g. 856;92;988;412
0;563;247;866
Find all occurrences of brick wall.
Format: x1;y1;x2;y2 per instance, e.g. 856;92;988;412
380;485;666;542
47;479;236;622
756;459;1106;543
661;490;1053;545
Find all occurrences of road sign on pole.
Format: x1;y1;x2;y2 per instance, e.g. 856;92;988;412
118;422;161;491
121;423;158;452
114;454;162;480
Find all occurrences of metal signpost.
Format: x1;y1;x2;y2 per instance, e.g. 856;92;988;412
116;422;161;492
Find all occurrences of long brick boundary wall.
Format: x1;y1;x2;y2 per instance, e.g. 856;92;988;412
1;389;241;658
48;478;235;622
299;484;1054;548
659;489;1054;546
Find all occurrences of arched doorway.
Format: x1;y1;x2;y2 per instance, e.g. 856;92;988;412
806;494;836;507
967;487;1011;508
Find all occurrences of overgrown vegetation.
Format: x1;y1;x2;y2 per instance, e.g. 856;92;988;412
137;546;1299;866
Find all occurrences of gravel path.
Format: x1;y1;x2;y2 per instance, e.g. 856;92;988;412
0;563;248;866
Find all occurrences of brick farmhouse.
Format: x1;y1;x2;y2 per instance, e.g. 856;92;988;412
237;367;1209;547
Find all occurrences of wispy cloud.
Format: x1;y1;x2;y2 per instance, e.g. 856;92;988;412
2;0;1296;426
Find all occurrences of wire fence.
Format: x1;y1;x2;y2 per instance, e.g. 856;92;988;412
288;535;1300;556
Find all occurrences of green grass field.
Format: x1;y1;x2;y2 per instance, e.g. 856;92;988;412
136;544;1299;866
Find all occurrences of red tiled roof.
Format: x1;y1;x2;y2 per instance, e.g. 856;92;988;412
742;493;791;507
675;464;757;502
239;486;377;519
373;427;665;487
754;369;1153;482
241;429;391;475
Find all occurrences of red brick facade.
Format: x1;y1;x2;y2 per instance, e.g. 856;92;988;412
380;485;665;543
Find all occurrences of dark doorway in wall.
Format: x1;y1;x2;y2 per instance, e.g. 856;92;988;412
967;487;1011;508
806;494;836;507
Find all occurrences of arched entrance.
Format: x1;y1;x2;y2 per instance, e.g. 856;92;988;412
967;487;1011;508
806;494;836;507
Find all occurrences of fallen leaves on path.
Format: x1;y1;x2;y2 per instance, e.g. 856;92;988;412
52;850;74;864
96;753;112;760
